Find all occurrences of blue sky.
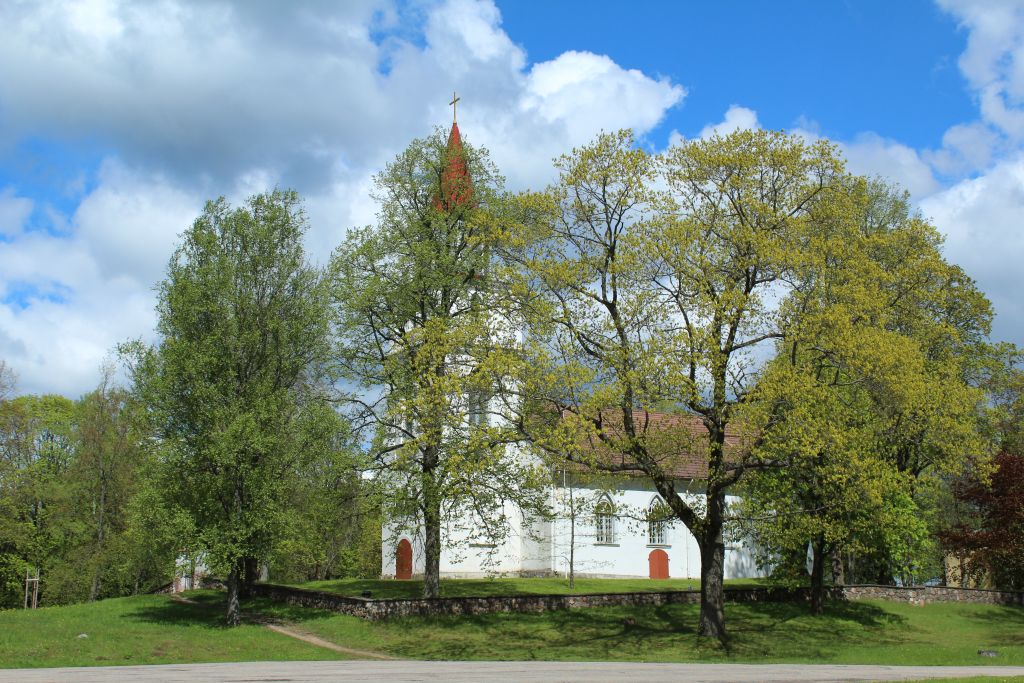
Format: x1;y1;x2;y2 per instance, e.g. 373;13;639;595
0;0;1022;395
501;0;975;149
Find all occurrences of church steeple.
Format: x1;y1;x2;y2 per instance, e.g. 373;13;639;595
435;92;473;212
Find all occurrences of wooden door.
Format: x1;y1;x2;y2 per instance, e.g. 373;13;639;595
395;539;413;580
648;549;669;579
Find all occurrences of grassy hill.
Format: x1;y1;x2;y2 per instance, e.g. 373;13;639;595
0;592;344;669
1;584;1023;669
254;594;1024;666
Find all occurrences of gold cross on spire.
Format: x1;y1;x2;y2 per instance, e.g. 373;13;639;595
449;91;460;123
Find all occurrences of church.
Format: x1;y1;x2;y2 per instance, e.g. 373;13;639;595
381;102;764;583
382;412;764;582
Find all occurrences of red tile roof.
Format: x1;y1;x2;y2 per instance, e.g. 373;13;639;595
557;409;751;480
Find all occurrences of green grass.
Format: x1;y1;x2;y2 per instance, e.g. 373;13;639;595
290;576;768;599
3;586;1024;669
0;591;346;668
248;595;1024;665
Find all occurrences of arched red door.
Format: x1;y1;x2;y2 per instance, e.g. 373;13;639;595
395;539;413;580
649;549;669;579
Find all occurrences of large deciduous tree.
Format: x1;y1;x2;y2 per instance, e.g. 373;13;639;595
508;129;854;640
127;190;337;625
331;127;546;598
736;178;991;611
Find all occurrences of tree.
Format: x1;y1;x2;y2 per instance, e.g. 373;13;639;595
331;126;547;598
70;366;147;601
941;452;1024;589
126;190;337;625
940;350;1024;589
270;423;380;582
507;129;852;640
735;177;990;611
0;394;77;607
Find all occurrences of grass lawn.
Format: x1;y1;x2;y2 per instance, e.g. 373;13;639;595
0;591;345;669
248;595;1024;666
290;576;769;599
3;586;1024;670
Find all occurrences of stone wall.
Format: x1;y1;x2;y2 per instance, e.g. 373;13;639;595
842;584;1024;606
251;583;1023;621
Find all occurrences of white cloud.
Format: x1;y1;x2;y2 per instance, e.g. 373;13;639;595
938;0;1024;139
523;51;684;144
0;0;686;395
0;188;33;238
73;161;201;286
841;133;940;199
923;121;1001;175
921;154;1024;344
698;105;759;139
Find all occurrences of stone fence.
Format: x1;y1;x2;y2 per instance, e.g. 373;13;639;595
250;582;1023;621
843;584;1024;606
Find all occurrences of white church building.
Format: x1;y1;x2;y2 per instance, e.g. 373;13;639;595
382;468;763;582
381;405;765;582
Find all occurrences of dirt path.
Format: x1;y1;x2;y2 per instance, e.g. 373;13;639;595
262;622;396;660
168;592;395;660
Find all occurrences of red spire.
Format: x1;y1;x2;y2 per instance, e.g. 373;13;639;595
436;94;475;214
435;118;473;213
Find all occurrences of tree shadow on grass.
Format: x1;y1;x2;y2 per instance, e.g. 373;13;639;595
124;591;339;631
125;595;232;629
377;600;910;662
962;604;1024;646
720;601;907;661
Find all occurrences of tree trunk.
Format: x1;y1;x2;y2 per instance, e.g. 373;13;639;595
697;494;726;641
831;547;845;587
241;556;259;597
810;535;826;616
225;561;242;627
423;500;441;598
421;446;442;598
876;557;894;585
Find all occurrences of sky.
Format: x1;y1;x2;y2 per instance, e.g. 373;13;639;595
0;0;1022;396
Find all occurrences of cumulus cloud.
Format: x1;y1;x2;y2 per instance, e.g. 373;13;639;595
841;133;940;199
0;188;33;238
921;154;1024;343
698;105;760;139
939;0;1024;139
0;0;686;395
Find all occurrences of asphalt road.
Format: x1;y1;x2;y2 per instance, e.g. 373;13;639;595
2;661;1024;682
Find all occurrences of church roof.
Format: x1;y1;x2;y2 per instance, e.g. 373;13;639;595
434;121;473;212
558;410;751;481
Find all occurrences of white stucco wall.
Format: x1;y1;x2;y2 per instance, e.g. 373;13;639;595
381;475;765;581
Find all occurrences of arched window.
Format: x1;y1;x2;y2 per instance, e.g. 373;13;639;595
648;498;668;545
594;497;616;544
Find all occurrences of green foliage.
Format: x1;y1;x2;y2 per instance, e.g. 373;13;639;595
0;376;167;608
504;128;852;637
0;394;79;607
125;189;339;623
736;178;991;594
330;128;549;596
270;423;381;582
